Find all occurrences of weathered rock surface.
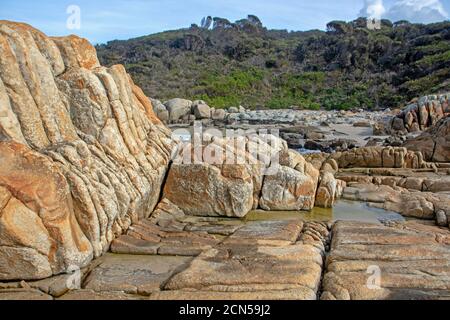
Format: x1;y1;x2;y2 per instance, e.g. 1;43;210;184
0;216;332;300
322;221;450;300
58;289;145;300
110;219;219;256
403;116;450;162
83;254;192;295
260;165;318;211
211;108;226;120
386;94;449;134
162;134;285;217
329;147;426;169
161;136;320;216
223;220;304;246
0;21;174;280
150;288;314;300
315;172;346;208
337;168;450;193
164;240;324;299
163;163;255;217
151;99;169;122
259;149;320;211
0;143;92;280
0;288;53;300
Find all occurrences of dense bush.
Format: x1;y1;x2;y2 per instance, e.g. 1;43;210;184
97;17;450;110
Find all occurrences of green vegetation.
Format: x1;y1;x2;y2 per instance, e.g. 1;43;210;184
192;68;266;108
97;17;450;110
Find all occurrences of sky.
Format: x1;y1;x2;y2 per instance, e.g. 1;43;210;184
0;0;449;44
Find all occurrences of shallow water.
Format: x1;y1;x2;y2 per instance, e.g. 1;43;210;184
244;200;405;224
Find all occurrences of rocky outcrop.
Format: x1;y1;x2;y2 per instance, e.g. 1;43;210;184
337;167;450;193
403;116;450;162
385;94;449;134
163;163;255;217
305;147;428;172
0;21;175;280
315;172;346;208
260;150;320;211
161;134;285;217
329;146;426;169
160;134;321;216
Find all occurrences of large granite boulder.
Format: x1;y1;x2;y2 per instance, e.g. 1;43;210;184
164;98;192;121
192;100;211;119
163;163;254;218
151;99;169;122
211;108;226;121
160;134;289;217
0;21;175;280
259;150;320;211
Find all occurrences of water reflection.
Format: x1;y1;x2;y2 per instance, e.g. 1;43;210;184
244;200;405;224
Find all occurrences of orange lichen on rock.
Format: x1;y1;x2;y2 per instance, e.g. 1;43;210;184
0;141;93;280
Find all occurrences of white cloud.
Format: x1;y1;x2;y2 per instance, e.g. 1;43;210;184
360;0;449;23
386;0;449;23
359;0;386;19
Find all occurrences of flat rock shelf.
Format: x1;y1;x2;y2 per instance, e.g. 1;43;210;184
1;205;449;300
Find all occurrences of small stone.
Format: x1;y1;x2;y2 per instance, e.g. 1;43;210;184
436;210;448;227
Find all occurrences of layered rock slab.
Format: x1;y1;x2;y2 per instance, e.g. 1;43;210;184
83;254;192;295
321;221;450;300
0;289;53;300
162;244;323;299
160;220;327;300
223;220;303;246
110;219;220;256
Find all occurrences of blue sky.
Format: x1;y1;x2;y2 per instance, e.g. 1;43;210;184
1;0;449;44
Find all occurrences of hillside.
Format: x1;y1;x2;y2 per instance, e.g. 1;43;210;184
96;16;450;110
